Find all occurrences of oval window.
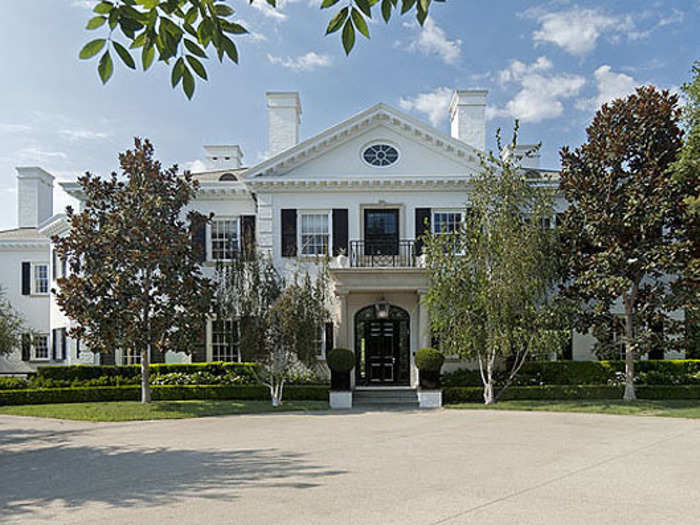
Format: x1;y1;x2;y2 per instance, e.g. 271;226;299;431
363;144;399;167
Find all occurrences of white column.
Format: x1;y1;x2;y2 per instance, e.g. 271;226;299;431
415;289;431;387
335;289;349;348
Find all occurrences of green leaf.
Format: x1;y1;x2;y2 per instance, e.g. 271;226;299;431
351;8;370;39
184;39;208;58
171;57;185;87
93;1;113;15
342;18;355;55
326;7;348;35
142;44;155;71
213;4;234;17
321;0;341;7
355;0;372;18
130;32;147;49
86;16;107;30
381;0;392;23
113;41;136;69
182;68;195;99
186;55;208;80
97;50;113;84
401;0;416;14
221;35;238;63
79;39;106;59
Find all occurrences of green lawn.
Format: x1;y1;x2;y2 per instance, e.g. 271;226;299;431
445;399;700;419
0;400;329;422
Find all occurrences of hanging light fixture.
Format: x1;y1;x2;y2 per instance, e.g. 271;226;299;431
375;297;390;319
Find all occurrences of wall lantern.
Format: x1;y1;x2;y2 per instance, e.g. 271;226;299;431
375;298;390;319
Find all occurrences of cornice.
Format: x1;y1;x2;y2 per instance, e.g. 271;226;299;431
0;240;48;251
246;175;470;193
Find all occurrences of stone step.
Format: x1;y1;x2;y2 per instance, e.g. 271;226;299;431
353;388;419;406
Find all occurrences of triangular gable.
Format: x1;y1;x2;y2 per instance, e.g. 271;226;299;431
243;103;482;179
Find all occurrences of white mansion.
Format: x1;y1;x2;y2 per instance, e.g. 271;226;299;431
0;90;684;382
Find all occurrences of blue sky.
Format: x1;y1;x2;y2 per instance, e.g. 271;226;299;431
1;0;698;229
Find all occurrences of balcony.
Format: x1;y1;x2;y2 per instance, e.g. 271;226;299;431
332;239;422;268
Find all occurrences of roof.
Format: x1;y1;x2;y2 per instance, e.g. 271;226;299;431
242;102;484;179
0;227;47;242
189;168;246;183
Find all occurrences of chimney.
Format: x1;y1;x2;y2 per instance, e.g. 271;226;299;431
266;92;301;157
16;167;54;228
203;145;243;170
449;90;488;151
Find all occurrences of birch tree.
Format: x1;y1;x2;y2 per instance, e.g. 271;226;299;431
423;127;567;405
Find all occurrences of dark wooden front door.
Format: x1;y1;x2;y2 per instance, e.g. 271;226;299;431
364;209;399;256
364;320;399;383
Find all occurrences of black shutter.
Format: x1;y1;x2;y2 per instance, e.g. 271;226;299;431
151;348;165;363
76;338;81;359
60;328;67;360
100;352;115;365
324;322;334;357
415;208;431;255
281;209;297;257
52;329;58;360
241;215;256;260
52;250;57;280
21;262;31;295
191;217;207;264
61;258;67;278
21;334;31;361
332;209;349;256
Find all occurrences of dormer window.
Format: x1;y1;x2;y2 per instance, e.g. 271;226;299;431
363;144;399;167
219;173;237;181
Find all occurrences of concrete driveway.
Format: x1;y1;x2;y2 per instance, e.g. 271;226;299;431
1;408;699;524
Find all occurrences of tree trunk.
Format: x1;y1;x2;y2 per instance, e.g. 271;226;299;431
269;378;284;408
481;352;496;405
483;381;495;405
623;291;637;402
141;345;151;404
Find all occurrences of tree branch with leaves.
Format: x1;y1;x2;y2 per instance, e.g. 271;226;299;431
79;0;446;98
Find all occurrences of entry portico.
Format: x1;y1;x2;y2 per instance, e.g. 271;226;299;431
331;265;430;389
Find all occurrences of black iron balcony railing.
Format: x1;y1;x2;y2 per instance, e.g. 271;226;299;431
349;239;417;267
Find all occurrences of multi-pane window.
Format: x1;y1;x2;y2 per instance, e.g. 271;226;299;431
210;218;239;261
33;264;49;294
122;349;141;365
211;319;240;362
33;334;49;360
300;213;330;256
432;212;464;234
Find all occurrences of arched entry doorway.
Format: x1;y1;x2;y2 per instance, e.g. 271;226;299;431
355;304;410;386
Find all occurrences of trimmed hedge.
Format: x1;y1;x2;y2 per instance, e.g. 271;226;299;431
443;385;700;404
0;384;329;406
36;363;260;382
442;360;700;387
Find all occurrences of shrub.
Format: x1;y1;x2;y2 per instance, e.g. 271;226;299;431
326;348;355;373
0;377;29;390
36;362;260;382
442;360;700;387
0;384;329;406
415;348;445;372
442;384;700;404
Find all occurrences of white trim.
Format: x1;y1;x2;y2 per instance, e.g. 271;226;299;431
31;333;50;361
297;210;332;258
31;262;49;295
207;216;241;262
360;140;401;169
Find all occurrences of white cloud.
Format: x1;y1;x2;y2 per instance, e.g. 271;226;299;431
575;65;638;112
59;129;110;141
267;52;332;72
658;8;685;27
492;57;586;123
249;0;312;21
498;56;552;84
17;147;68;160
398;87;453;127
526;7;618;55
71;0;96;9
0;123;32;133
405;18;462;65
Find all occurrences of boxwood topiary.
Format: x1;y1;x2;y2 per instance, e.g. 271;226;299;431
326;348;355;372
415;348;445;372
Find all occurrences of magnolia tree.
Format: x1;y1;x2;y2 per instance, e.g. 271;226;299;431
423;128;568;405
54;139;215;403
0;287;24;356
559;86;689;401
215;250;332;407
